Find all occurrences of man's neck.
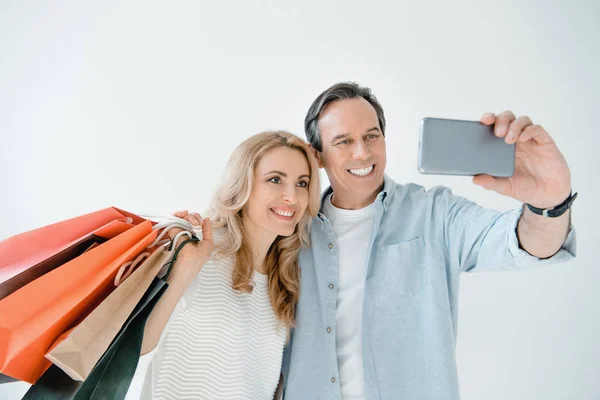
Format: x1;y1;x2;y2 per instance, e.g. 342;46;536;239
331;191;379;210
330;187;381;210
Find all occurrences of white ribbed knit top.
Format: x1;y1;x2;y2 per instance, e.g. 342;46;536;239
133;254;287;400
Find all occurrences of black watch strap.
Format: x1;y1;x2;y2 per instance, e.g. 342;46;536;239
526;192;578;218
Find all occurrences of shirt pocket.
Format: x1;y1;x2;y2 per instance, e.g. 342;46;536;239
372;237;428;297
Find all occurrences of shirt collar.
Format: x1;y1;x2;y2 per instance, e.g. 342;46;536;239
317;173;396;222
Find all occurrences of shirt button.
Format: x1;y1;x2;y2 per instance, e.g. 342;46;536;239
331;377;336;383
328;243;333;249
328;283;334;289
326;327;332;333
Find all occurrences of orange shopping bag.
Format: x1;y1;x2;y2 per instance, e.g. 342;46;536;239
0;207;146;300
0;220;158;384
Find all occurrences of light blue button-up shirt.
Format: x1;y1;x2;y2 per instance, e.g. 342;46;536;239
282;175;576;400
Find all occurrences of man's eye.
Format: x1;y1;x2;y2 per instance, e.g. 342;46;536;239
269;177;281;184
338;140;350;145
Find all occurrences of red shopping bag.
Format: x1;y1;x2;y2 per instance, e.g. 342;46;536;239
0;207;146;300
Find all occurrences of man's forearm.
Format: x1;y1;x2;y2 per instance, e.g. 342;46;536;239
516;205;571;259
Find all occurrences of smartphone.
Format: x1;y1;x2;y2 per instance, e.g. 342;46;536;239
418;117;515;177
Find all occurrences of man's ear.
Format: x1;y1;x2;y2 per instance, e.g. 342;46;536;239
308;144;324;168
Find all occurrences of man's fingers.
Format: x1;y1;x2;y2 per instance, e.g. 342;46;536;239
480;112;496;125
472;174;511;196
519;124;554;145
494;110;517;138
506;116;533;144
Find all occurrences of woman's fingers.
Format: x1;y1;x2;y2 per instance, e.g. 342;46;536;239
171;210;203;226
201;218;213;242
166;227;183;240
187;213;203;226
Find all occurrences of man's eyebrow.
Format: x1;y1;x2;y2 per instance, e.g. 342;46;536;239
365;127;381;134
330;133;350;144
330;128;380;144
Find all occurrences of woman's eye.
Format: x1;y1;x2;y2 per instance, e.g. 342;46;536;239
297;181;308;188
269;177;281;184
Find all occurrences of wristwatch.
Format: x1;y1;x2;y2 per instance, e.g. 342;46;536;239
526;192;578;218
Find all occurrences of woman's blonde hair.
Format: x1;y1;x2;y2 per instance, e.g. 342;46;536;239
207;131;321;333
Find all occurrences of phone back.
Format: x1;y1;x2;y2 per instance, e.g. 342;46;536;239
418;117;515;177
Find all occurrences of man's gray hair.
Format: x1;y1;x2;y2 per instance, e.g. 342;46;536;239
304;82;386;152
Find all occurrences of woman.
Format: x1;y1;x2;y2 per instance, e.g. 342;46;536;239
134;131;321;399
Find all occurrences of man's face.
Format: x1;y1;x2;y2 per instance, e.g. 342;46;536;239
313;97;386;209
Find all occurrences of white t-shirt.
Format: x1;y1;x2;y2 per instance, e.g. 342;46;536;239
323;193;376;400
126;254;287;400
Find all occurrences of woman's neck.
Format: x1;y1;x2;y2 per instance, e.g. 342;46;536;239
242;219;277;274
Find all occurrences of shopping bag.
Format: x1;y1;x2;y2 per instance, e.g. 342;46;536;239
22;278;169;400
0;207;145;300
0;220;157;384
22;238;197;400
73;276;169;400
45;247;172;381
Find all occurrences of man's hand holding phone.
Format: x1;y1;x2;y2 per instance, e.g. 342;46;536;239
475;111;571;209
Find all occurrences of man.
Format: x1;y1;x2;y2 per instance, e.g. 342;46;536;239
281;82;577;399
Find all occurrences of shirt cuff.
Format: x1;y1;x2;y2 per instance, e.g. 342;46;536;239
507;207;577;265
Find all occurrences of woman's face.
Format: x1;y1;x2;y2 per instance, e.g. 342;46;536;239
243;147;311;239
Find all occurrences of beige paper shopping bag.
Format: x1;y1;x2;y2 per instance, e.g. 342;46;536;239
45;246;172;381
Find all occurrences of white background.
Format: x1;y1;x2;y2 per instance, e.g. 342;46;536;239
1;1;598;399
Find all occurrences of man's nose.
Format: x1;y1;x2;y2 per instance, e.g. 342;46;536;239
353;139;372;160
